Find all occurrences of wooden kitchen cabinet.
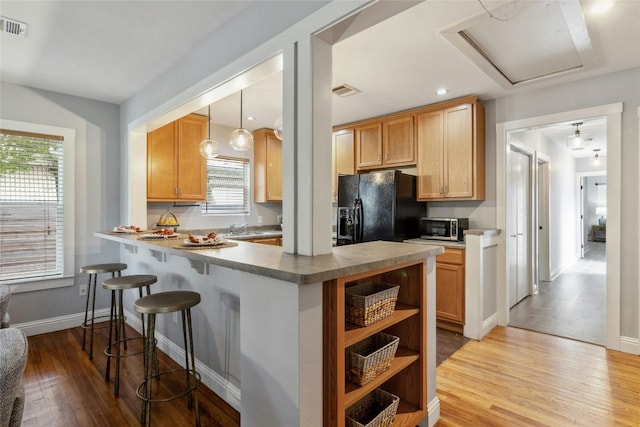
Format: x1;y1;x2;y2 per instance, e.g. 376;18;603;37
254;128;282;202
355;122;382;169
147;113;207;201
323;260;427;426
355;117;415;171
246;236;282;246
332;129;355;201
383;115;415;166
436;248;465;333
416;97;485;201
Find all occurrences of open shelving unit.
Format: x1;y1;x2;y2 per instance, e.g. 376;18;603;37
323;259;427;427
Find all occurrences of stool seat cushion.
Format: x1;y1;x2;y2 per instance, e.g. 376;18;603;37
103;275;158;290
0;328;28;427
80;263;127;275
135;291;201;314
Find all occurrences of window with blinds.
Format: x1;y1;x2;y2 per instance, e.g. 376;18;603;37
202;156;250;215
0;130;65;282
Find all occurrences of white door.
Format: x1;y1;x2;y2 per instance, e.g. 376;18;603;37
508;148;530;307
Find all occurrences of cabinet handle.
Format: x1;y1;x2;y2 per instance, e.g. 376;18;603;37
439;186;444;194
444;185;448;194
378;153;381;162
385;153;389;161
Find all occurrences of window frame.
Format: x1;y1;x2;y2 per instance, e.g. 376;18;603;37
0;119;76;293
201;155;250;216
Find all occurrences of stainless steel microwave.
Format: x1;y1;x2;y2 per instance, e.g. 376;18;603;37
421;218;469;241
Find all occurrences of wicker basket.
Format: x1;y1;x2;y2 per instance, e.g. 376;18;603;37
157;211;179;231
345;282;400;326
346;332;400;386
346;388;400;427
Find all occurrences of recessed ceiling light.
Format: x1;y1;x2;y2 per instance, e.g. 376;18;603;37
590;1;612;14
246;116;256;121
435;88;448;96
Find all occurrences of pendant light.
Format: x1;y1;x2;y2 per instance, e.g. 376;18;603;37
566;122;583;149
592;148;601;166
273;116;283;140
230;90;253;151
199;105;220;159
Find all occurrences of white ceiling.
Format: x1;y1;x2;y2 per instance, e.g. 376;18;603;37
2;0;639;156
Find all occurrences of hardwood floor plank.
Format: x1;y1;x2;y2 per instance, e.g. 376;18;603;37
436;327;640;427
21;323;638;426
23;325;240;427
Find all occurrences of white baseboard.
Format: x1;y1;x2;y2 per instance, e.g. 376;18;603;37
481;313;499;339
13;308;110;337
427;396;441;427
619;335;640;355
124;309;242;412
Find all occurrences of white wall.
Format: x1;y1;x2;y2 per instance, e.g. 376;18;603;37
488;67;640;339
0;82;121;324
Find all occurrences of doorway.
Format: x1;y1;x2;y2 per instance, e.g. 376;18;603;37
503;118;609;345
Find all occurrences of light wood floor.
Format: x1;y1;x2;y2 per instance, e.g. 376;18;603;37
21;324;638;426
436;326;640;426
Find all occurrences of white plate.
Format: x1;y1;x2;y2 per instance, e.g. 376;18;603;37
140;233;177;239
112;227;140;233
183;237;224;246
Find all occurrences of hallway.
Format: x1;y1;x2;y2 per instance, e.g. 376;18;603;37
508;242;606;345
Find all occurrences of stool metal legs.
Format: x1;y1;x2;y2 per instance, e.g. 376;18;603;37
105;285;153;396
82;270;121;360
138;307;200;427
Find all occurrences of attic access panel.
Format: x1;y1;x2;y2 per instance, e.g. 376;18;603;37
442;0;594;88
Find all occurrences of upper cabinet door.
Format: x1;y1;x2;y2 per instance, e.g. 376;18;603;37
332;129;355;201
266;132;282;201
254;128;282;203
443;104;474;199
177;114;207;200
147;121;177;200
383;115;415;166
355;122;382;169
416;110;444;199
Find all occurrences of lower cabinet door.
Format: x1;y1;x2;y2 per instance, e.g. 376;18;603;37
435;262;465;325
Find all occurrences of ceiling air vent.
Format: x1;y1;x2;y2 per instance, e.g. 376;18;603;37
1;16;27;38
332;84;360;97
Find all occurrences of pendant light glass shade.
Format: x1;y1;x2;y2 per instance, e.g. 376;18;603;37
230;90;253;151
273;117;283;140
566;122;583;149
200;105;220;159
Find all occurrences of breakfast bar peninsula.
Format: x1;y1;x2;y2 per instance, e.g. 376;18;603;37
96;232;443;427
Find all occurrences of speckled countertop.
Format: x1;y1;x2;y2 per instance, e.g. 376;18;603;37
405;229;500;249
96;232;444;285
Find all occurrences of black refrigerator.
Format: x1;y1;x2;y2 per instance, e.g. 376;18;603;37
336;170;426;245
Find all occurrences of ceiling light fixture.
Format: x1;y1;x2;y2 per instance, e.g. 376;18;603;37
229;90;253;151
592;148;601;166
566;122;584;149
590;1;612;14
435;88;448;96
199;105;220;159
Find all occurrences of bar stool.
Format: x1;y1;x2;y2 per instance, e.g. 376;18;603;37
102;274;157;396
135;291;201;427
80;263;127;359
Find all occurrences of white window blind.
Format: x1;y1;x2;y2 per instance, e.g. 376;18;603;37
202;156;250;215
0;130;65;282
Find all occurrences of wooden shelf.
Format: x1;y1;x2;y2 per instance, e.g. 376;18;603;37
392;401;422;427
345;347;419;407
344;304;419;347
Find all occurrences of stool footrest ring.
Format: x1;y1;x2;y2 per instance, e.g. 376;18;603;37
136;368;201;404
